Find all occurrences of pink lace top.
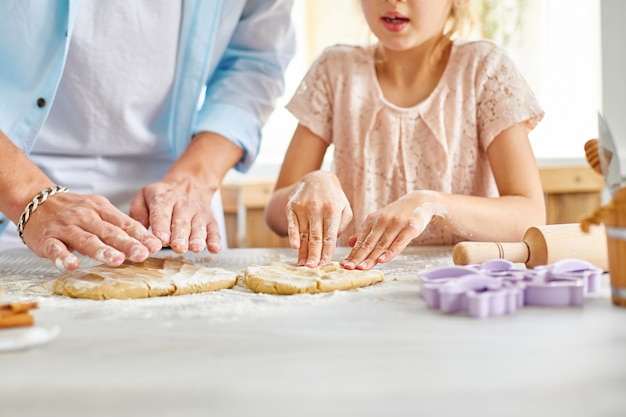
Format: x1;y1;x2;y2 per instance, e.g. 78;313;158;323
286;40;544;245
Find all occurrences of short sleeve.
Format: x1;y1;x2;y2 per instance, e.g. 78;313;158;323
475;46;544;150
285;49;335;144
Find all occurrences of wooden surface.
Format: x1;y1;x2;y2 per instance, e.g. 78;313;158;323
539;165;604;194
539;165;604;225
221;180;290;249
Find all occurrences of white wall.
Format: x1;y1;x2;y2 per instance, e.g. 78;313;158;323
600;0;626;173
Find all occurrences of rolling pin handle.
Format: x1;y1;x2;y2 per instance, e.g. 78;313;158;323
452;241;531;266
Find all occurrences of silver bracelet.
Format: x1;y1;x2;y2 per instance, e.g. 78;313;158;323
17;185;69;244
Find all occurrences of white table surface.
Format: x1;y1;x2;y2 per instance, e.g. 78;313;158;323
0;247;625;417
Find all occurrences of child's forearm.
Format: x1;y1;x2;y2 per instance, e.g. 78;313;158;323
408;190;546;242
265;184;296;237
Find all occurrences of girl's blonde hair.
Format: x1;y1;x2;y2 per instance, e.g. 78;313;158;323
428;0;474;63
444;1;475;40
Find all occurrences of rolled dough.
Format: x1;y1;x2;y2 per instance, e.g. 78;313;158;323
50;257;238;300
242;261;385;295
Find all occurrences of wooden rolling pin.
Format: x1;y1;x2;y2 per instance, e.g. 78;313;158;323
452;223;608;271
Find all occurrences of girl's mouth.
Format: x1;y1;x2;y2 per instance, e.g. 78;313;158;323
381;13;410;32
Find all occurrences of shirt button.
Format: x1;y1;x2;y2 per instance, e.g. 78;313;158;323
37;98;46;108
0;219;4;225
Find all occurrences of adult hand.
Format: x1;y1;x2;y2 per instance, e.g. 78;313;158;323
341;192;442;270
130;177;222;255
287;171;352;267
21;192;162;271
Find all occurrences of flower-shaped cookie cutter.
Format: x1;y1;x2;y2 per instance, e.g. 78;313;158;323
523;258;601;307
418;258;602;319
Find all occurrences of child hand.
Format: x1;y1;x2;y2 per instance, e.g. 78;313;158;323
286;171;353;267
341;193;440;270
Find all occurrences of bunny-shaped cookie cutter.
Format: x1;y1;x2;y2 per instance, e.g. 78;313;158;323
418;258;602;319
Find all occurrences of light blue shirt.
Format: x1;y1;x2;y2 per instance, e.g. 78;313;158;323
0;0;295;235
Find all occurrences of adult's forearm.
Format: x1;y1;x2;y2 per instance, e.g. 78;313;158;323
0;130;56;223
163;131;244;190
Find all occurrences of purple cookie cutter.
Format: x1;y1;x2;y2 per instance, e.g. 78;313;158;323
523;258;601;307
418;258;602;319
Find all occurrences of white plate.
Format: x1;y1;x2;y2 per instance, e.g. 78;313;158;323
0;325;61;352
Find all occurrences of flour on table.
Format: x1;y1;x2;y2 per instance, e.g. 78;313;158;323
50;257;238;300
242;261;385;295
